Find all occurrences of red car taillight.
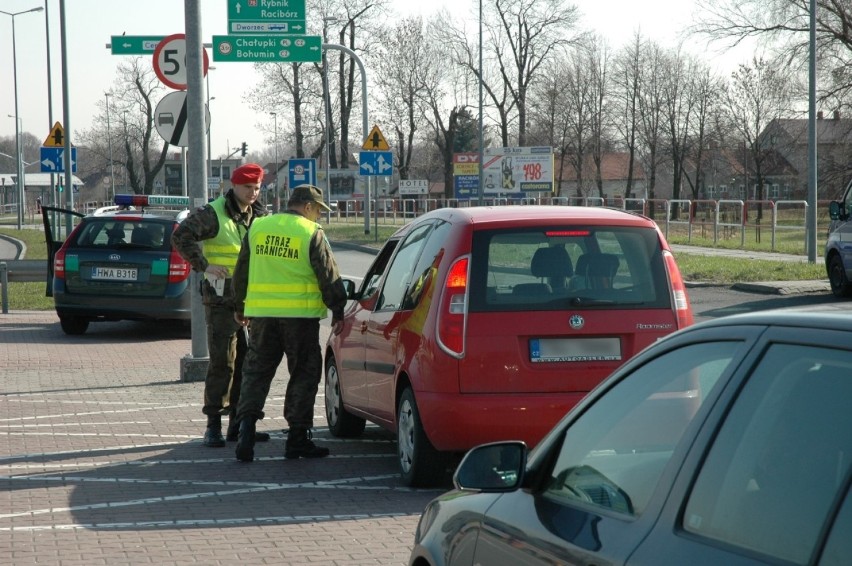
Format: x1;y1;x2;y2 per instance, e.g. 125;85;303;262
168;248;191;283
53;244;67;280
664;250;694;328
437;256;469;358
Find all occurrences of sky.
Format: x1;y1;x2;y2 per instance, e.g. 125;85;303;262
0;0;753;171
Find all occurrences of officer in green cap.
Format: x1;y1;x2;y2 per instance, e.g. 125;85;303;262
232;184;348;461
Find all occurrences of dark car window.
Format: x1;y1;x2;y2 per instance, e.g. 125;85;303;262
73;218;170;251
543;341;740;516
376;223;433;311
683;343;852;565
402;220;450;310
359;240;398;300
469;226;668;312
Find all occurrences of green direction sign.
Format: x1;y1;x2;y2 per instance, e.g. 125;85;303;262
212;35;321;63
110;35;166;55
227;0;306;21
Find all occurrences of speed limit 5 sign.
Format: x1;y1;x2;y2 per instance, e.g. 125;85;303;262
153;33;210;90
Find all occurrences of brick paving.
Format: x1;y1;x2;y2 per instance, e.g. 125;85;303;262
0;311;440;565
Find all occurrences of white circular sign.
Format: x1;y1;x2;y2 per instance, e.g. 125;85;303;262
154;91;211;148
153;33;209;90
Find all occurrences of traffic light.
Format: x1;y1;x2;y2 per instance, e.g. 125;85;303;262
240;142;247;157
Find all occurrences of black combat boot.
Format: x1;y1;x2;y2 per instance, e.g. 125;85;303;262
227;410;270;442
202;414;225;448
235;417;257;462
285;428;330;459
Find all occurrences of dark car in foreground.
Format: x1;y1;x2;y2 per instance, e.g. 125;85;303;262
326;205;693;486
44;195;193;335
410;306;852;566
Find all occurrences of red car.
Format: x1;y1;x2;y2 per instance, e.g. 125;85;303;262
325;206;693;486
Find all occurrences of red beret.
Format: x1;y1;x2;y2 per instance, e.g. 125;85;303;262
231;163;264;185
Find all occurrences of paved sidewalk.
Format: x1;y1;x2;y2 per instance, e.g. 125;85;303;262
0;312;436;565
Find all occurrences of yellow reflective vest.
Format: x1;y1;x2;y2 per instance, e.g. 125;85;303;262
203;197;245;276
243;213;327;319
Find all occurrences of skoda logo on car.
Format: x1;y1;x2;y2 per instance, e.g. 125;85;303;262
569;314;585;329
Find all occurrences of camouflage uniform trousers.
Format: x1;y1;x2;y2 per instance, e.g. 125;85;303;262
202;302;247;416
236;317;323;429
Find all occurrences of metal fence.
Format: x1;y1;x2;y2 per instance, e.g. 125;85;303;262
328;196;825;253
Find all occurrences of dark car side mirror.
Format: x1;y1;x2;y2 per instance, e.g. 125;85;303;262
829;201;843;221
453;441;527;492
342;279;356;299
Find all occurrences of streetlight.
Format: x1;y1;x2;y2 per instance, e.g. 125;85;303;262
7;115;27;226
322;16;338;222
122;110;128;192
104;92;116;201
270;111;279;212
206;66;215;187
1;5;44;229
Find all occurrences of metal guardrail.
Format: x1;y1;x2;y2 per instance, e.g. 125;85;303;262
0;260;48;314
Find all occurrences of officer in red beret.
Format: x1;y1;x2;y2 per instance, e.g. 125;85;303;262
171;163;270;446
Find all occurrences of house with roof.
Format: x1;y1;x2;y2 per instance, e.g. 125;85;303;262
759;112;852;200
556;152;648;199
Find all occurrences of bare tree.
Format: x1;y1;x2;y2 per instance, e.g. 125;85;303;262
724;55;793;221
636;42;668;213
612;32;645;199
491;0;580;146
78;58;170;195
682;63;724;200
372;16;441;181
692;0;852;109
250;61;323;160
585;36;612;197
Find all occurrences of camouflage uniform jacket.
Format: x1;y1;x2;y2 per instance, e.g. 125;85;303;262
171;190;267;306
232;210;348;322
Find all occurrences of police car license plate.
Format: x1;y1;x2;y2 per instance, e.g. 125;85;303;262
529;337;621;362
92;267;137;281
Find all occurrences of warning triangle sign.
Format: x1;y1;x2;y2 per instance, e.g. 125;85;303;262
362;125;389;151
43;122;69;147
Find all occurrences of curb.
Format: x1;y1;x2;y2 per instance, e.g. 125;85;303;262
0;233;25;260
732;280;831;296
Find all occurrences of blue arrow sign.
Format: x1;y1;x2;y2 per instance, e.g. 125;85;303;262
288;158;316;188
359;151;393;177
40;147;77;173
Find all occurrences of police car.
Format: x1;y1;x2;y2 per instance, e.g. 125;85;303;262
44;195;193;335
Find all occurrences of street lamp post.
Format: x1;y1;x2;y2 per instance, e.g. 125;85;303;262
322;16;338;223
1;5;44;229
206;66;215;196
7;115;26;227
270;111;279;212
104;92;116;201
122;110;128;192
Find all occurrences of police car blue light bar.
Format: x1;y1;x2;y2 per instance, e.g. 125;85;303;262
114;194;191;207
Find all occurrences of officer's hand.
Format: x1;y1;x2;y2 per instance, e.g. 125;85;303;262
234;312;248;326
205;264;229;279
331;319;344;335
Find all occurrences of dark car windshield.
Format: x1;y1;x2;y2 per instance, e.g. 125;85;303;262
469;225;671;312
72;218;171;251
